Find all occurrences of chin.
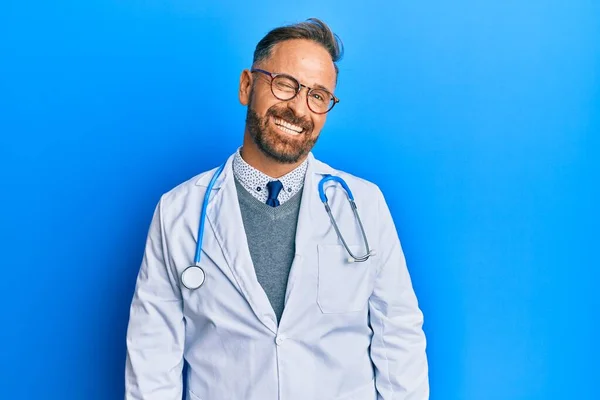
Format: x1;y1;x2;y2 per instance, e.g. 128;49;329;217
260;141;307;164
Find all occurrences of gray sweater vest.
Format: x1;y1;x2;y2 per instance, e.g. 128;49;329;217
234;177;303;323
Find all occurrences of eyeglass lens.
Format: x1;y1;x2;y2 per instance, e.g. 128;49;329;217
271;75;334;113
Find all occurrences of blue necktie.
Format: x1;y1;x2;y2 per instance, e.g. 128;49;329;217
266;180;283;207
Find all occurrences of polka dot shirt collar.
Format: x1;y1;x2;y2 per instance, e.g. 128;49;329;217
233;148;308;204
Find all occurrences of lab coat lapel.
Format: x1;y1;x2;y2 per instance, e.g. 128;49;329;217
203;155;278;334
292;154;328;257
282;154;334;319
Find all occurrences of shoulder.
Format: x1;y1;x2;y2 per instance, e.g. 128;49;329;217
311;155;385;202
156;164;222;214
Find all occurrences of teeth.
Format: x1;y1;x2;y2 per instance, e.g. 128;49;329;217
278;125;301;135
274;118;303;133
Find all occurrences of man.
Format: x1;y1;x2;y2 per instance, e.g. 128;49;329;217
125;18;428;400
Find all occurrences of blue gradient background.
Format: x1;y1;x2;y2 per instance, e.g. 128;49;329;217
1;1;598;399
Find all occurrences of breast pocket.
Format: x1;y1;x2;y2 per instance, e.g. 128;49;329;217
317;244;376;314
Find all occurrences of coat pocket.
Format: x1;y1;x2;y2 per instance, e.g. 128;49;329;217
317;244;376;314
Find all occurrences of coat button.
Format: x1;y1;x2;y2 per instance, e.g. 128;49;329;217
275;335;286;345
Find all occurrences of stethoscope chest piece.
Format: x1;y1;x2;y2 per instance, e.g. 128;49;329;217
181;265;206;290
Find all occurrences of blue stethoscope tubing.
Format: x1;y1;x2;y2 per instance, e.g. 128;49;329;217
180;163;226;290
180;165;374;290
193;163;226;266
318;175;375;263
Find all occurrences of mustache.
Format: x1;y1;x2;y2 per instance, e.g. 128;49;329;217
266;107;313;132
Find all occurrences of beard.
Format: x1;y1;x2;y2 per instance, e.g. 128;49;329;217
245;101;318;164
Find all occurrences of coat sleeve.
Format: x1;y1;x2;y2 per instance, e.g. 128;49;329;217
369;188;429;399
125;198;185;399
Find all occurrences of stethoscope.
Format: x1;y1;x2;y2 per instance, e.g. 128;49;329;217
180;164;375;290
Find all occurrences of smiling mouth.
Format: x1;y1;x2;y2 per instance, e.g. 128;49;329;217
273;117;305;135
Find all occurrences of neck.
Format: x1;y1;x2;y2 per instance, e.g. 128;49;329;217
240;136;306;178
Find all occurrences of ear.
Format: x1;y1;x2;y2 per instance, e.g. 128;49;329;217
238;69;253;106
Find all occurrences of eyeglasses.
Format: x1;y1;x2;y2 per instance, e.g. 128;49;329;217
251;68;339;114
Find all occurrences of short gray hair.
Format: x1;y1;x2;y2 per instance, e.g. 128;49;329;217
252;18;344;76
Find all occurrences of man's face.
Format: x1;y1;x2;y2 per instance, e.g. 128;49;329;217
240;39;337;164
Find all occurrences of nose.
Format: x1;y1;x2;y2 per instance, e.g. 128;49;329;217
285;85;310;117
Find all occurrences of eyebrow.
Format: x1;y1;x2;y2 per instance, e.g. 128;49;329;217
312;82;333;93
277;71;334;93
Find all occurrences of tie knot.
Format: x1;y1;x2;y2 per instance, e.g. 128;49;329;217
266;180;283;207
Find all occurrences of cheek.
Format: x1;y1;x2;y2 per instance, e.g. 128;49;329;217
312;115;327;133
251;91;278;117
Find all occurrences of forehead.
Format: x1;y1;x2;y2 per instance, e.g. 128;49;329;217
261;39;337;92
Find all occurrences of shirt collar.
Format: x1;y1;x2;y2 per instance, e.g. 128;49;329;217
232;147;308;204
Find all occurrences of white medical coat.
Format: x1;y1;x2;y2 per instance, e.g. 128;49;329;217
125;152;428;400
